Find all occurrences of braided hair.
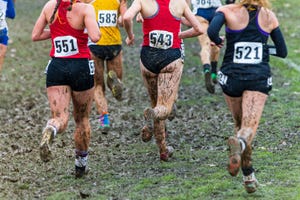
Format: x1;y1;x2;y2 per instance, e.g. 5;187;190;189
67;0;73;11
50;0;62;24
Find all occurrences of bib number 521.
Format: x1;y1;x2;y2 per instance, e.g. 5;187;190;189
233;42;263;64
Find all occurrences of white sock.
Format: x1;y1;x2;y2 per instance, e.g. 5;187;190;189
46;124;57;137
239;138;246;152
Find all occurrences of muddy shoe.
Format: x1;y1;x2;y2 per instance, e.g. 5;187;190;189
107;70;123;101
211;72;218;84
99;112;110;134
243;172;259;193
75;165;89;178
167;103;177;121
204;70;215;94
39;127;55;162
160;146;174;162
141;125;153;142
227;136;241;176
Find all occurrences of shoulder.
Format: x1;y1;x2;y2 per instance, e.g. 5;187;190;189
75;2;94;12
217;4;240;13
42;0;56;13
173;0;187;7
259;7;279;29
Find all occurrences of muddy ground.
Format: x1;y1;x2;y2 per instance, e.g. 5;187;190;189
0;1;299;199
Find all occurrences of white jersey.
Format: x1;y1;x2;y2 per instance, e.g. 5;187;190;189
0;0;8;30
191;0;222;13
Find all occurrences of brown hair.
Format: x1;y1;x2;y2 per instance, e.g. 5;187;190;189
67;0;73;11
50;0;62;24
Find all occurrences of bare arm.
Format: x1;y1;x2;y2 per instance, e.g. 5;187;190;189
31;6;51;41
123;0;141;45
181;0;192;27
179;4;204;39
118;0;128;26
84;4;101;43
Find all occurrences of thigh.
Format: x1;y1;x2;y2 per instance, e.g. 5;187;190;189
241;91;267;128
0;43;7;56
140;60;158;107
72;87;95;123
224;93;242;132
196;16;209;45
157;59;183;107
107;50;123;79
91;53;105;82
47;85;71;118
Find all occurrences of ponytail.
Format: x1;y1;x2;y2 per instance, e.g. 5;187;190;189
50;0;62;24
67;0;73;11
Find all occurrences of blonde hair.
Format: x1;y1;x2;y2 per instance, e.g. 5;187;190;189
238;0;271;9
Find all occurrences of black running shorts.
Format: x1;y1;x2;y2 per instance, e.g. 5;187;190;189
89;45;122;61
45;58;94;91
218;71;272;97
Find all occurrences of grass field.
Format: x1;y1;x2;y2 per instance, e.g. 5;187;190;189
0;0;299;199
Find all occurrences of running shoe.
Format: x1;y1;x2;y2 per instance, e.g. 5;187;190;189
75;165;89;178
107;70;123;101
160;146;174;162
211;72;218;84
141;125;153;142
99;112;110;133
141;107;155;142
227;136;242;176
39;127;55;162
243;172;259;193
204;69;215;94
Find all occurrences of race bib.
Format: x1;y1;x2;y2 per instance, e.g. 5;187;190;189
149;30;173;49
192;0;216;9
233;42;263;64
97;10;118;27
0;1;7;30
53;36;79;57
217;71;228;85
88;60;95;75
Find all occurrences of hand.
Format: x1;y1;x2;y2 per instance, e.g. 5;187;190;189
211;36;224;48
135;13;144;23
118;16;123;27
125;34;135;46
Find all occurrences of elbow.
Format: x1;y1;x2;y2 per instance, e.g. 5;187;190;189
90;34;101;43
90;32;101;43
195;26;204;36
279;51;288;58
31;34;38;42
